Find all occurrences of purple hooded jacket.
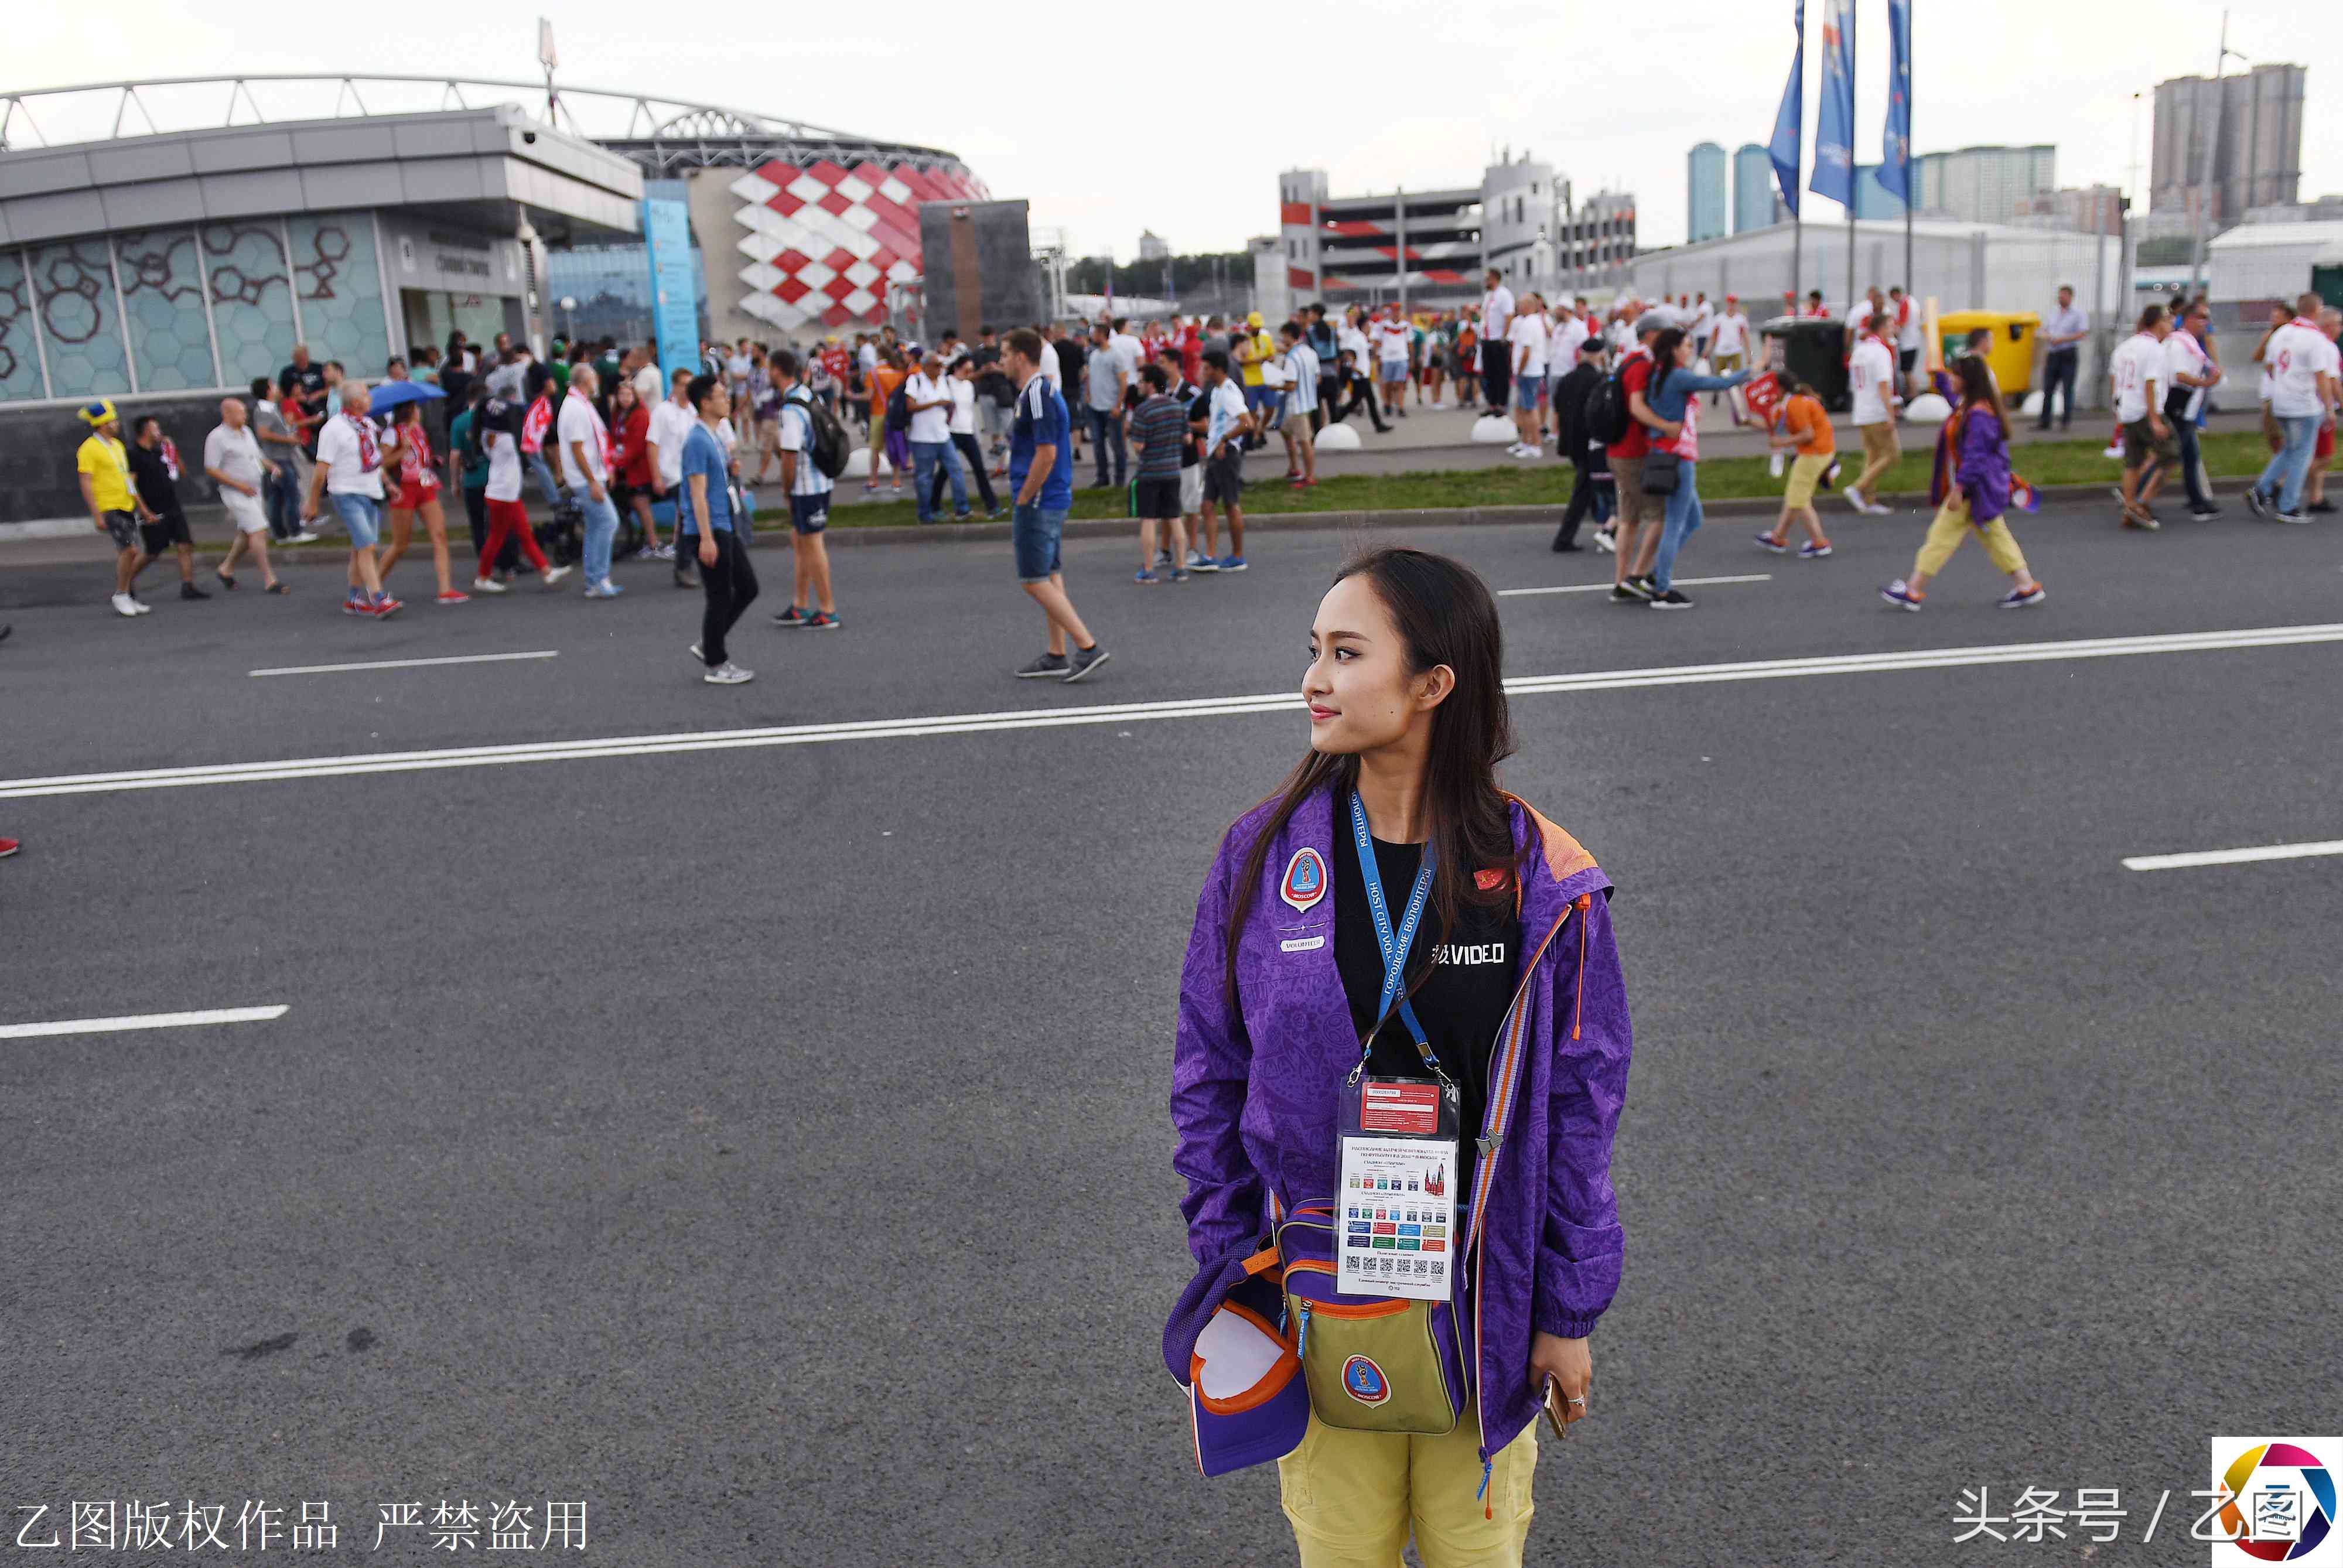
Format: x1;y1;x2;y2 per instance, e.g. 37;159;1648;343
1167;783;1632;1462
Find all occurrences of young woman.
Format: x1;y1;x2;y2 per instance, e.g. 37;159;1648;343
1758;377;1836;558
866;347;909;501
447;385;512;581
375;399;466;603
1634;327;1750;610
1167;547;1631;1566
1882;355;2047;611
607;377;665;560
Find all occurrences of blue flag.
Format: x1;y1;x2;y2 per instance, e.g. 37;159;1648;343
1767;1;1805;219
1809;0;1856;209
1880;0;1913;200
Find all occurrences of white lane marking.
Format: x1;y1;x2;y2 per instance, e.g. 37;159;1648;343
0;1004;290;1040
6;623;2341;800
2122;840;2343;872
1500;573;1773;597
248;650;560;678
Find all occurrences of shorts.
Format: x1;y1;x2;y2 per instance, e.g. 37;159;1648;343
100;510;139;551
1611;451;1651;527
139;510;192;554
1858;422;1900;467
222;488;269;535
2121;418;2178;467
1379;359;1409;382
1011;501;1067;583
1283;401;1314;440
788;491;831;535
1513;374;1544;411
1135;475;1182;519
1179;465;1203;515
392;481;439;512
1712;351;1746;373
330;491;383;549
1203;449;1244;505
2320;422;2337;462
1782;450;1833;508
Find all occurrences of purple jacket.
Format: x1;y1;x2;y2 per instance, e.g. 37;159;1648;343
1166;784;1632;1461
1953;406;2013;522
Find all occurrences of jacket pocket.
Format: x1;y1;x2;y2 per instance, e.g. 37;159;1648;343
1278;1205;1468;1436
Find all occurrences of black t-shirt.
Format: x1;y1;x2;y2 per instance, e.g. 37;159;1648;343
126;442;182;516
1170;378;1204;466
1056;337;1087;388
1332;823;1521;1194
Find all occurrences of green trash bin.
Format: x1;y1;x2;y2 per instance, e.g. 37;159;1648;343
1759;317;1852;413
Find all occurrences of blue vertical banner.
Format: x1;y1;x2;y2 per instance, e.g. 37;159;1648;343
1880;0;1914;200
1809;0;1856;209
641;196;698;387
1768;1;1806;218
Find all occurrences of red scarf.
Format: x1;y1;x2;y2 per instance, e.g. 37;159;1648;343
341;412;381;472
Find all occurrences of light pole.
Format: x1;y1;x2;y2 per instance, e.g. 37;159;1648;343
2186;9;2249;298
559;295;577;343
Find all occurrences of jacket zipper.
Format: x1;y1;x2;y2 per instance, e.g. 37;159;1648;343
1468;891;1586;1461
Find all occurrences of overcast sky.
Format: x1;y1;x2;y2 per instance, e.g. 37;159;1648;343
8;0;2335;259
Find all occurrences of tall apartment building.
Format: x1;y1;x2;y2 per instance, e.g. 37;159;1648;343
2151;63;2307;229
1688;142;1727;242
2013;185;2126;237
1733;143;1781;234
1914;145;2056;224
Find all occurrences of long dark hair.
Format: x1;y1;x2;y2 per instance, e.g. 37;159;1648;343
1648;326;1688;400
1953;356;2009;431
1224;547;1523;1024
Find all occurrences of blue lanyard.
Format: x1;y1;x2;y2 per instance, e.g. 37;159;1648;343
1348;792;1443;1077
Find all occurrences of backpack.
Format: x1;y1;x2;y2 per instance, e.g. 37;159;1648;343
788;390;851;480
1582;363;1634;447
885;382;911;433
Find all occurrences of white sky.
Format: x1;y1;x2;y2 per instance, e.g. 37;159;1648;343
6;1;2335;259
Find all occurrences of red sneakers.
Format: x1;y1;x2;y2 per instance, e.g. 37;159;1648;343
0;838;20;859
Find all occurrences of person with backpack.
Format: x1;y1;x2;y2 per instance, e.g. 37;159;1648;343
1636;327;1751;610
1597;314;1674;603
938;356;1002;518
1882;355;2047;612
769;348;844;631
1166;546;1629;1564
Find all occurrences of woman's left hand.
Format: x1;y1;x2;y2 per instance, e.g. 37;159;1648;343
1529;1332;1592;1428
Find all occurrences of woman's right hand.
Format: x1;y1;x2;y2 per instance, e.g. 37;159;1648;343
697;531;718;568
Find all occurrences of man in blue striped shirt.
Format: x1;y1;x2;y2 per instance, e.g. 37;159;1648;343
1277;322;1320;490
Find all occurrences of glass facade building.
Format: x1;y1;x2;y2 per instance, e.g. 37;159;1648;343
1688;144;1728;244
544;180;710;349
0;212;391;405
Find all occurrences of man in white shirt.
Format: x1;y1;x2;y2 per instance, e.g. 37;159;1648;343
2036;285;2090;430
556;364;623;596
1845;323;1901;514
645;367;699;588
1108;317;1145;381
771;347;843;627
1548;306;1590;402
2161;300;2224;521
204;394;284;593
1706;296;1752;423
301;381;398;615
2110;305;2175;528
1689;293;1715;358
1888;287;1923;391
904;349;968;523
1478;269;1516;414
1507;293;1550;457
1373;309;1414;416
2246;292;2343;522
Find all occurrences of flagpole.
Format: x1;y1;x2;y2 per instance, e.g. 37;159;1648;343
1903;1;1914;305
1845;0;1857;318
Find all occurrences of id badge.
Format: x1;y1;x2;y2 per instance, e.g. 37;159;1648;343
1335;1077;1459;1302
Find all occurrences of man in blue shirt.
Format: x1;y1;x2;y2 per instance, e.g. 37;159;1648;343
675;374;757;685
1003;327;1109;683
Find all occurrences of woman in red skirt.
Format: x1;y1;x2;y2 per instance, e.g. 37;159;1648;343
378;399;467;603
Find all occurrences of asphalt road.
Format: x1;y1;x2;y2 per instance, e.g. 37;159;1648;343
3;497;2339;1567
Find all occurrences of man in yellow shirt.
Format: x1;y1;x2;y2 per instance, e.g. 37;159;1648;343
75;400;155;617
1235;310;1277;448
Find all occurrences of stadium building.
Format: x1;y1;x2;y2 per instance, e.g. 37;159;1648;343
0;73;990;523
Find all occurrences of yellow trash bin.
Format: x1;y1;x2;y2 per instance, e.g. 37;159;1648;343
1937;310;2042;397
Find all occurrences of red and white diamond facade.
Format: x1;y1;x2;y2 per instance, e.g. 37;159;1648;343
726;157;991;331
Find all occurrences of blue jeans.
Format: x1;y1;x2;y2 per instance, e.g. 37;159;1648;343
2256;414;2322;514
1087;408;1126;486
910;439;966;521
527;453;563;510
2174;419;2214;511
1650;463;1705;592
1012;502;1067;582
330;491;382;549
575;488;619;587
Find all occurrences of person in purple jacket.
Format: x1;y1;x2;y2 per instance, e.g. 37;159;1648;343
1881;356;2048;612
1166;546;1632;1564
